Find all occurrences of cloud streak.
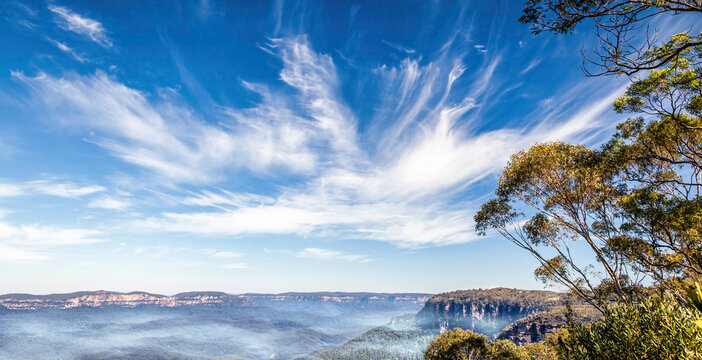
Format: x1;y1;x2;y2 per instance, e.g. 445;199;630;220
0;179;104;198
13;32;625;249
0;213;103;263
48;5;112;47
13;71;320;183
297;248;372;263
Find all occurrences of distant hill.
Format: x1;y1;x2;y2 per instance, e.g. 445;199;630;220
0;290;431;311
0;290;254;310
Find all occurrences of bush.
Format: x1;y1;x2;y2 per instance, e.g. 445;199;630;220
424;328;557;360
424;328;491;360
559;293;702;360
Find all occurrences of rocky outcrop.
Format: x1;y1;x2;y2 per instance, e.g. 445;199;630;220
496;305;601;345
298;288;596;360
415;288;566;337
0;290;254;310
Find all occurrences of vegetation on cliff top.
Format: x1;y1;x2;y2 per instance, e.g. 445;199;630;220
424;288;564;308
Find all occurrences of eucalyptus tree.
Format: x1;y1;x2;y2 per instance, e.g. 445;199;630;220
474;1;702;308
475;143;644;312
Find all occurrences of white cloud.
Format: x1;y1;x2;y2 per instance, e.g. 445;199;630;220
277;36;360;162
297;247;372;263
0;183;24;197
382;40;416;54
0;245;50;262
0;220;102;246
520;57;542;74
0;179;104;198
13;71;320;183
180;190;274;209
88;196;130;210
222;263;247;269
14;34;625;249
211;251;242;258
48;5;112;47
28;180;104;197
129;37;624;248
47;38;87;62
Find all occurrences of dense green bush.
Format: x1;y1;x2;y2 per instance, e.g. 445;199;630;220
424;329;559;360
424;329;491;360
559;294;702;360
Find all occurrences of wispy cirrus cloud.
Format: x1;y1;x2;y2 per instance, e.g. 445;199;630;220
222;263;247;269
13;32;626;249
382;39;416;54
0;214;102;249
0;245;50;262
130;36;624;248
87;196;130;210
0;210;101;263
0;183;24;197
47;38;87;62
203;249;243;258
12;70;321;183
28;180;104;198
0;179;104;198
297;248;372;263
48;5;112;47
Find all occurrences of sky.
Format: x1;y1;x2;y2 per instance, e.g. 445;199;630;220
0;0;638;295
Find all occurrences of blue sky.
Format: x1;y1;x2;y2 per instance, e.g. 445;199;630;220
0;0;636;294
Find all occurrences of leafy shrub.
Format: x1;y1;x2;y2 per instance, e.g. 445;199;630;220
424;328;491;360
559;293;702;360
424;328;560;360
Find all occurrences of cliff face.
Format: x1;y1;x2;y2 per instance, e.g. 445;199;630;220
415;288;565;337
301;288;577;360
0;290;254;310
497;319;558;345
496;305;601;345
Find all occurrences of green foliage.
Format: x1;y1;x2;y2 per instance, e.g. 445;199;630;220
474;142;642;309
603;30;702;285
687;283;702;312
424;288;566;309
424;329;491;360
516;337;559;360
425;328;562;360
558;293;702;359
477;1;702;309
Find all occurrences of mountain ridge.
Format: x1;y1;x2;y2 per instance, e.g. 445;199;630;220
0;290;433;311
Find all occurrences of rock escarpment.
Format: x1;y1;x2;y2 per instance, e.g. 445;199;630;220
496;305;601;345
415;288;566;337
302;288;579;360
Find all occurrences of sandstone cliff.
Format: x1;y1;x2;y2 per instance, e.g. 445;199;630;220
415;288;566;337
496;305;601;345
